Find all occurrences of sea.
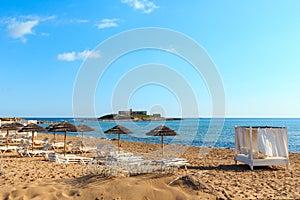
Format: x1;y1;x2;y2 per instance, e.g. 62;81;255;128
25;118;300;153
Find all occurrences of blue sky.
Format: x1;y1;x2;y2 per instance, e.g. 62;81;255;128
0;0;300;118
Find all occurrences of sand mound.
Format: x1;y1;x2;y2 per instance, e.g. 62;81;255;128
0;174;215;200
0;183;80;200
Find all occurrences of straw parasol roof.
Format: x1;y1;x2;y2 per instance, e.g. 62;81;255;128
0;122;24;131
146;125;177;136
104;125;133;148
47;121;77;132
46;122;60;140
146;125;178;155
76;124;95;138
47;121;78;156
0;122;24;147
18;123;46;151
18;123;46;132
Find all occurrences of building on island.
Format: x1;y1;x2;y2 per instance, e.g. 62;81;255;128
152;114;161;118
131;111;147;115
118;111;131;116
118;109;147;116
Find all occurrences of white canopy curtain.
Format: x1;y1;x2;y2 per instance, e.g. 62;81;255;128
234;126;290;170
257;127;288;157
235;126;259;155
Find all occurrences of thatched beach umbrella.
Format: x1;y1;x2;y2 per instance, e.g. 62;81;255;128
46;122;59;140
104;125;133;149
0;122;24;147
146;125;178;155
47;121;77;156
76;124;95;138
18;123;46;151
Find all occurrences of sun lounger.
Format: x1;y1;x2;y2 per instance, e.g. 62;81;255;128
94;144;134;161
154;158;189;167
52;142;64;149
22;142;54;157
11;137;25;143
71;141;97;154
0;145;19;153
49;138;65;149
34;137;49;145
48;153;93;164
0;139;24;153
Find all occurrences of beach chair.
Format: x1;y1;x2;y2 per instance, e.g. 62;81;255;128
64;141;73;153
0;146;18;153
154;158;189;167
71;141;97;154
11;135;25;143
95;143;107;155
104;145;133;157
93;144;137;165
48;153;61;163
16;139;26;156
48;153;93;164
34;137;49;145
64;154;93;164
92;144;108;162
23;142;54;158
50;138;65;149
0;140;22;153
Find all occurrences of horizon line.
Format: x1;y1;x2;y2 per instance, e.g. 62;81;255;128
3;116;300;119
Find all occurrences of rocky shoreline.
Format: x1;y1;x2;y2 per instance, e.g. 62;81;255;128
97;114;182;121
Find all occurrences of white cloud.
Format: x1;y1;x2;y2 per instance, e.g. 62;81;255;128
66;19;89;24
57;52;76;61
121;0;159;14
96;18;119;29
7;19;39;43
5;15;56;43
57;50;101;62
37;15;56;22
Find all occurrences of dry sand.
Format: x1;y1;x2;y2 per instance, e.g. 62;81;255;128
0;133;299;199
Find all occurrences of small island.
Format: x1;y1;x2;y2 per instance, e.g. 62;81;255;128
98;109;182;121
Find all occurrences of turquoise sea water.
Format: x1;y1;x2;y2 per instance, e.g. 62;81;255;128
26;118;300;153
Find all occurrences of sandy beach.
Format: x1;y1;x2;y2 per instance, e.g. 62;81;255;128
0;133;299;200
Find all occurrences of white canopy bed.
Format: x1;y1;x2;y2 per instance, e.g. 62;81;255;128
234;126;290;170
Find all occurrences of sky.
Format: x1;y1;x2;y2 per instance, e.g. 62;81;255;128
0;0;300;118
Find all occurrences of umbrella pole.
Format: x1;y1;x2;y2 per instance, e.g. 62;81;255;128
118;133;120;151
64;131;66;156
161;135;164;155
82;132;84;138
6;130;9;148
32;131;34;152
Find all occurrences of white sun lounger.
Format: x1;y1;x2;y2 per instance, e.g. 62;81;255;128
20;142;54;158
154;158;189;167
48;153;93;164
0;145;19;153
34;137;49;145
71;141;97;154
